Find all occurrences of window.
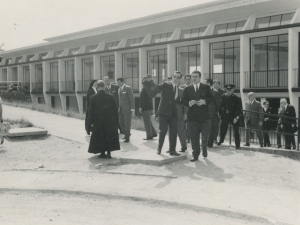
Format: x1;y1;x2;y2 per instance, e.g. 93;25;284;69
82;58;93;91
86;45;98;53
126;37;144;47
177;45;201;76
38;52;47;60
148;49;167;84
210;40;240;87
65;60;75;91
122;52;139;91
101;55;115;80
105;41;120;50
54;50;63;57
69;47;80;55
180;27;207;39
26;55;34;62
12;67;18;81
23;66;30;92
50;62;59;91
34;64;43;92
2;69;7;82
151;32;173;43
250;34;288;87
255;12;295;29
16;57;23;63
214;21;246;34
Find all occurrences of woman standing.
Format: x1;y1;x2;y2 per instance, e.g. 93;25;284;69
262;101;272;147
85;80;97;132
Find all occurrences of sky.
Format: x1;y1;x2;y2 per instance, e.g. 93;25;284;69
0;0;214;51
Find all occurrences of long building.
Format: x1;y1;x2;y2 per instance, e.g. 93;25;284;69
0;0;300;115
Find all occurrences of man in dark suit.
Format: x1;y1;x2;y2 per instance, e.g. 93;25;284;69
176;84;188;152
280;99;296;149
117;78;135;143
181;71;214;161
143;71;182;156
139;75;157;140
86;80;120;159
262;100;273;147
212;80;225;143
244;92;264;147
180;75;192;143
217;84;242;149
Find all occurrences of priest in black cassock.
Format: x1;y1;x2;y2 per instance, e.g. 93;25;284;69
86;80;120;158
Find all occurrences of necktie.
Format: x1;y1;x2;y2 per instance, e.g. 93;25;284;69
174;85;178;100
195;84;198;93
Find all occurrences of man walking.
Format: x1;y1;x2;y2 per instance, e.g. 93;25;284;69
176;84;188;152
143;71;182;156
180;74;192;143
117;78;135;143
244;92;264;147
86;80;120;159
212;80;225;143
217;84;242;149
280;99;296;149
181;71;214;161
140;75;157;140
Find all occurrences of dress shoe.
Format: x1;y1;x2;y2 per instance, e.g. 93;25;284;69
207;145;213;148
98;153;107;158
236;146;241;149
260;144;264;148
122;136;126;140
266;143;271;147
202;151;207;158
244;143;250;147
293;146;296;150
277;145;282;148
143;137;153;140
217;142;222;146
124;139;130;143
166;150;170;153
153;134;158;137
190;158;198;162
157;148;162;155
179;147;187;152
170;152;180;156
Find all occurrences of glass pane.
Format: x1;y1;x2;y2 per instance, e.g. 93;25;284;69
213;49;224;73
191;28;200;38
177;47;189;75
279;34;288;42
224;48;234;73
255;17;270;29
158;49;165;56
127;39;135;47
189;50;197;74
234;40;240;47
132;57;139;78
213;42;224;49
268;35;278;43
234;46;240;72
281;12;295;25
188;45;197;52
166;32;173;41
251;39;267;71
225;41;234;48
269;15;281;27
236;21;246;31
268;43;278;71
160;33;168;42
180;30;191;39
279;42;288;70
151;34;160;43
253;37;267;45
215;24;227;34
199;27;206;36
226;22;236;33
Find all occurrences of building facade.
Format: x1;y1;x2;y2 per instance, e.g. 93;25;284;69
0;0;300;115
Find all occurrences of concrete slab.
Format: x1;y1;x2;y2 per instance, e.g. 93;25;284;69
7;127;48;137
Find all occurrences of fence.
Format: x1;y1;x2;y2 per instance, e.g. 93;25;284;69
225;109;299;151
0;81;22;92
244;70;288;88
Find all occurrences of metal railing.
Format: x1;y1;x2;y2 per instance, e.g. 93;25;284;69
225;109;299;151
31;82;43;92
46;81;59;92
77;80;92;92
0;81;21;92
61;81;76;92
206;73;240;89
244;70;288;88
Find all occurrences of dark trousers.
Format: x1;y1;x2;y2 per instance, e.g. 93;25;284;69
283;125;296;149
184;121;190;141
119;110;131;139
277;125;283;146
262;124;270;146
177;118;187;148
219;118;240;147
245;121;264;146
142;110;157;138
158;114;177;152
188;120;211;159
208;116;220;146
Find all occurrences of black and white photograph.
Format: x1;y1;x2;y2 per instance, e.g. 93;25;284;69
0;0;300;224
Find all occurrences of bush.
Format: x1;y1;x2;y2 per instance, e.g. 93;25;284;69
1;91;30;103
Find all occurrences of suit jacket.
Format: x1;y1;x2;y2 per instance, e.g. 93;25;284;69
176;86;188;120
282;105;296;129
219;93;242;120
86;88;97;113
262;107;273;130
181;83;214;123
212;88;225;111
140;87;153;111
118;84;135;114
244;100;264;125
105;83;119;107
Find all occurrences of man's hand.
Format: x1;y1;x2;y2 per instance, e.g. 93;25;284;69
86;131;90;135
196;99;206;106
139;108;142;113
264;118;269;121
189;100;197;106
258;122;263;126
281;124;283;129
183;114;187;121
292;124;295;127
233;118;238;124
131;110;135;117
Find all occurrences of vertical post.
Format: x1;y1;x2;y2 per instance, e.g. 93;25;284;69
240;34;250;108
93;54;100;80
201;40;210;82
139;48;147;93
167;44;176;75
115;51;122;82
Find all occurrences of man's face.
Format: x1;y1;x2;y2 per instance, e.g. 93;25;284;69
104;77;110;86
213;82;220;89
117;80;123;87
185;77;191;85
248;95;255;102
226;89;234;95
280;101;287;108
172;73;181;85
191;73;200;84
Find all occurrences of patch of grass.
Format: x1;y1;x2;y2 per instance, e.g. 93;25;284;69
4;118;34;128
